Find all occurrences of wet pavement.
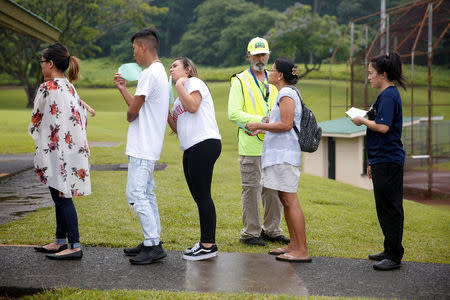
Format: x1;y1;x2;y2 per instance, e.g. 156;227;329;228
0;153;34;178
0;142;119;178
404;170;450;205
0;154;52;225
0;246;448;298
0;169;52;225
0;150;165;225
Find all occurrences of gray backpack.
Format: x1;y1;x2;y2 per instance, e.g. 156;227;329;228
287;86;322;153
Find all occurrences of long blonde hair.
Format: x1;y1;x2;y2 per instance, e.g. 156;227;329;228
175;57;198;78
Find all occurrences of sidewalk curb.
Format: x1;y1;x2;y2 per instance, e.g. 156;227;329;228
0;246;448;298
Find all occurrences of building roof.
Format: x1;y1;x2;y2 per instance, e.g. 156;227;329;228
318;118;366;138
0;0;61;43
319;116;436;138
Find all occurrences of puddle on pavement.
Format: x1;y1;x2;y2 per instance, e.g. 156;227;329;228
0;169;52;225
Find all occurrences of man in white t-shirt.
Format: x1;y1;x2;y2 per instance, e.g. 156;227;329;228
113;28;169;265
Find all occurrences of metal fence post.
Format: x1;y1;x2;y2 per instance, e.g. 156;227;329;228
427;3;433;197
350;22;354;107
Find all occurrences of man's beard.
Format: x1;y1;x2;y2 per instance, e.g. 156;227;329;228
251;61;267;72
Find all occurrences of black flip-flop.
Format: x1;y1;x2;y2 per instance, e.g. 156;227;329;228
275;253;312;263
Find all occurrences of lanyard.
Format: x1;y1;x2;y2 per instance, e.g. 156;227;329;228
249;68;270;104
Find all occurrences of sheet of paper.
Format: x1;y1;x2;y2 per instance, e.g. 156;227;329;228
118;63;142;81
345;107;368;119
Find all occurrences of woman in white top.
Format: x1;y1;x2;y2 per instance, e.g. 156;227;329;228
168;57;222;261
246;57;311;263
29;43;90;260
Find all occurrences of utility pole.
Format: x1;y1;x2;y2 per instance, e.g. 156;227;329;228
380;0;386;54
310;0;320;64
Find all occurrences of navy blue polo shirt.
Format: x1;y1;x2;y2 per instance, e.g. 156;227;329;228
366;86;405;166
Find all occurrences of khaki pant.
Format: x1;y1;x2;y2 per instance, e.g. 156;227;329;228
239;155;283;239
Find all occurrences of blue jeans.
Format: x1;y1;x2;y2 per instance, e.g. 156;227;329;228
126;156;161;246
49;187;81;249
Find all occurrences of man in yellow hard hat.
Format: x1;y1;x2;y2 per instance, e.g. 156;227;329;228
228;37;289;246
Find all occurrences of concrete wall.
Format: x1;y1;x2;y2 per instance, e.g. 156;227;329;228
335;136;372;189
303;137;328;178
303;136;372;190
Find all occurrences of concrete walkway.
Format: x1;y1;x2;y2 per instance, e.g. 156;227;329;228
0;153;34;178
1;153;449;298
0;151;167;225
0;246;449;298
0;142;119;178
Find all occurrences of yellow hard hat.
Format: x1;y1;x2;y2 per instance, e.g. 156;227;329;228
247;37;270;55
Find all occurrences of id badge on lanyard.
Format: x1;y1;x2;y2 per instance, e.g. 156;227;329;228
249;68;270;141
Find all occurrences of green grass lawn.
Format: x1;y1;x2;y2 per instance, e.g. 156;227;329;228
16;288;380;300
0;83;449;264
2;57;449;88
0;81;449;299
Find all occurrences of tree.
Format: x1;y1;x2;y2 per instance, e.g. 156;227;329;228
0;34;42;107
97;24;141;62
266;3;342;79
96;0;203;59
337;0;378;24
246;0;300;11
337;0;411;24
0;0;167;107
152;0;205;57
171;0;279;66
215;9;281;66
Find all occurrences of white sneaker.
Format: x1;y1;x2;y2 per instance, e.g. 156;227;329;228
182;243;218;261
184;242;200;254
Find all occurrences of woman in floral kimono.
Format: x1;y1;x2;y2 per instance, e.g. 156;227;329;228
29;43;90;260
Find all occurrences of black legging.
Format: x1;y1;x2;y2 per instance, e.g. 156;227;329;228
183;138;221;244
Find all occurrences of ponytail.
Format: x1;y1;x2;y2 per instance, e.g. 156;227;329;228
68;56;80;83
370;52;406;90
42;43;80;83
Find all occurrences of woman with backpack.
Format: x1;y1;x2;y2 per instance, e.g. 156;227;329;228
245;57;311;263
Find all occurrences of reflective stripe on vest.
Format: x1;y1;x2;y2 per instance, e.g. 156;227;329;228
240;73;258;113
233;70;277;116
232;69;277;140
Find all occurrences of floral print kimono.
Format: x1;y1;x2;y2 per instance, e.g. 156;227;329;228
28;78;91;197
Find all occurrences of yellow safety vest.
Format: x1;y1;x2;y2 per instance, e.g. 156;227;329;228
231;69;277;140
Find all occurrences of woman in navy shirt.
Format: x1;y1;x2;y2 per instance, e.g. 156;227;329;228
352;53;406;271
